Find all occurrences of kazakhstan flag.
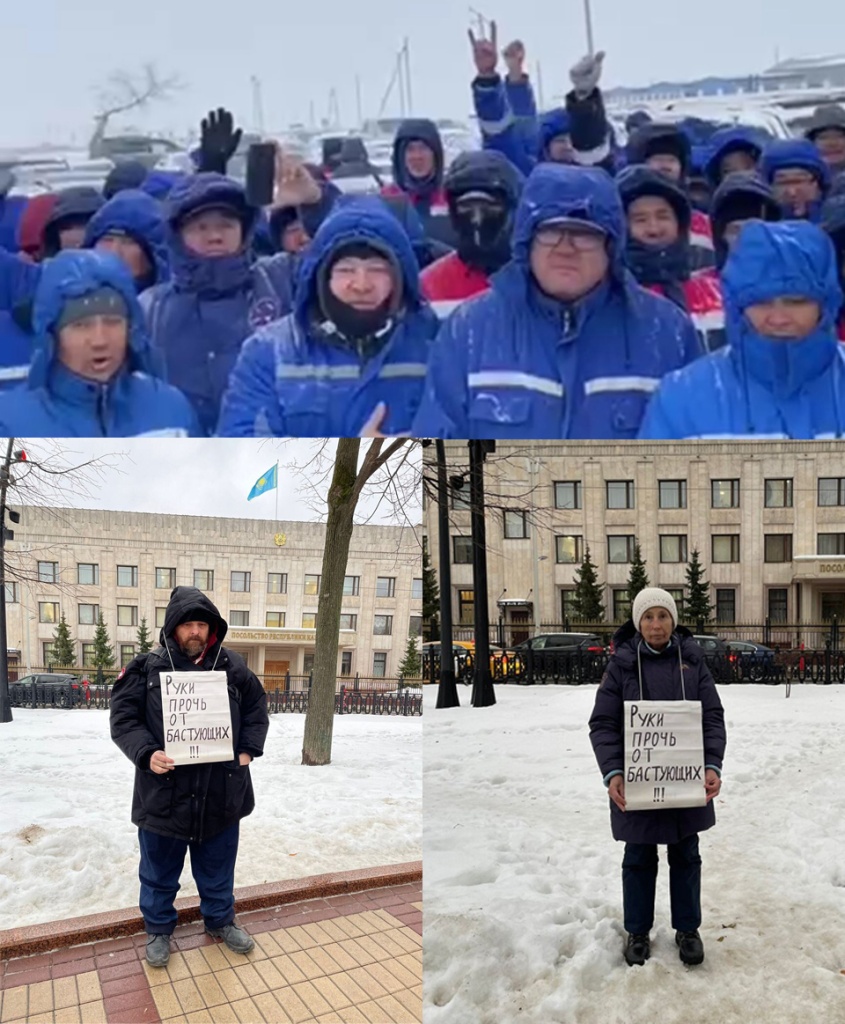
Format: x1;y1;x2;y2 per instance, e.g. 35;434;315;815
248;464;278;501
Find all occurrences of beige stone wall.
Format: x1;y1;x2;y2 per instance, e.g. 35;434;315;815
424;441;845;628
6;507;422;678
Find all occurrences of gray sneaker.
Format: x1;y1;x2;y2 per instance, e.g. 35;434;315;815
145;934;171;967
205;922;255;954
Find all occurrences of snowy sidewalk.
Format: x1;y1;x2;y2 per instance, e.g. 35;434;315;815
0;880;422;1024
424;683;845;1024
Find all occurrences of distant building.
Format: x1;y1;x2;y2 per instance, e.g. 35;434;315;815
6;507;422;683
760;54;845;91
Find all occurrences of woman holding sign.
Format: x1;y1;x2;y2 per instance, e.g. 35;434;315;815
589;588;727;969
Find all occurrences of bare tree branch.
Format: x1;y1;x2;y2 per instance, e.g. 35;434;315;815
90;63;185;155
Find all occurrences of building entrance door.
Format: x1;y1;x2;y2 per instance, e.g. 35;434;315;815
821;592;845;622
264;659;290;690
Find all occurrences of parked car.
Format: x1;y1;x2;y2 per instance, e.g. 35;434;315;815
692;635;733;683
514;633;606;654
11;673;90;707
726;641;779;681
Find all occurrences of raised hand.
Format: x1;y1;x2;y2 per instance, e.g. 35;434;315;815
468;20;498;77
274;149;322;208
570;50;606;97
199;108;243;174
502;38;526;81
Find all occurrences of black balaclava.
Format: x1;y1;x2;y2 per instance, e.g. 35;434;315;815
451;189;513;275
316;241;403;358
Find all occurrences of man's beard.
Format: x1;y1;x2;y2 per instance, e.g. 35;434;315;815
179;639;205;658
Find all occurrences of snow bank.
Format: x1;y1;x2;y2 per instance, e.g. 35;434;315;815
424;683;845;1024
0;708;421;929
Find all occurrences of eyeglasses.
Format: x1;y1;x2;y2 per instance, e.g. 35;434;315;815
533;226;606;252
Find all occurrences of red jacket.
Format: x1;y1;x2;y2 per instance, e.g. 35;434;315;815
420;252;491;317
690;209;715;272
648;271;725;353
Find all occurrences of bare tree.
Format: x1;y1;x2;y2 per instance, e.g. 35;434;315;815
89;63;184;157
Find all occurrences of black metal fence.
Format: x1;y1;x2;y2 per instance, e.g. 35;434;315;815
423;646;845;687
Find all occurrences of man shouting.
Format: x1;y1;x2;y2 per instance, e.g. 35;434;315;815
110;586;269;967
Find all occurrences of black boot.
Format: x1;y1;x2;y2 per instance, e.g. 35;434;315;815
675;929;705;965
624;933;651;966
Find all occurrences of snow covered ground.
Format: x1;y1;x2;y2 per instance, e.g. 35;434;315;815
424;682;845;1024
0;708;421;929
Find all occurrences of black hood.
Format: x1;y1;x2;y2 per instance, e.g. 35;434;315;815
710;171;781;269
626;123;692;179
616;164;692;233
160;586;228;648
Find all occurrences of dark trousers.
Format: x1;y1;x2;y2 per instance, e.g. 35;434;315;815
622;833;702;935
138;823;240;935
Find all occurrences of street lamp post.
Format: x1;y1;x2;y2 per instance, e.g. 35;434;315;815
0;438;22;724
583;0;595;56
469;441;496;708
435;441;459;709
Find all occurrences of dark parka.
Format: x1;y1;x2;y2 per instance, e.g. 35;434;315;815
110;587;269;843
589;623;726;846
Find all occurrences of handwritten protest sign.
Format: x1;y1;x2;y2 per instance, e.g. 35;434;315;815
623;700;707;811
161;671;234;765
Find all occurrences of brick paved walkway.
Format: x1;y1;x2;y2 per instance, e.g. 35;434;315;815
0;883;422;1024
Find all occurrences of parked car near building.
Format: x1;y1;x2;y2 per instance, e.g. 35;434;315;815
10;673;90;707
726;641;780;681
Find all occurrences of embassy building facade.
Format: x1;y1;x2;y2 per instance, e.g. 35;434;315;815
6;507;422;683
425;441;845;645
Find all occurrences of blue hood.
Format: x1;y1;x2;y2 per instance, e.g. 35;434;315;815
83;189;170;286
29;248;157;388
760;139;831;191
391;118;445;195
512;163;626;278
444;149;525;207
294;196;422;332
539;108;572;160
704;127;763;187
722;220;843;397
143;170;187;200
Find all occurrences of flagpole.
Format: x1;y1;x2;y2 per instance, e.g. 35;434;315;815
275;461;279;521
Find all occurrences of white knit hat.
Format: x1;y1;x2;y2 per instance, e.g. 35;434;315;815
632;587;678;632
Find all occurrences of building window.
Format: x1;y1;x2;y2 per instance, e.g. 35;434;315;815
453;536;473;564
658;480;687;509
155;607;166;628
409;615;423;636
230;571;251;593
341;651;353;677
342;575;360;596
339;613;358;631
561;589;578;621
665;588;685;619
613;589;632;623
81;643;96;668
194;569;214;591
39;602;60;623
373;614;393;636
608;535;636;563
556;535;583;564
38;561;59;584
304;574;321;596
43;642;56;665
120;644;135;667
765;479;793;508
117;605;138;627
764;534;793;563
373;652;388;678
267;572;288;595
818;533;845;556
554;481;582;510
606;480;635;509
819;478;845;507
77;563;99;585
715;589;736;623
660;535;688;563
303;653;315;674
504;510;529;539
230;610;249;627
411;578;423;601
78;604;100;626
117;565;138;587
5;582;18;603
711;480;740;508
768;589;788;623
712;535;740;563
302;612;317;629
458;589;474;625
265;611;286;628
376;576;396;598
155;567;175;589
451;487;471;511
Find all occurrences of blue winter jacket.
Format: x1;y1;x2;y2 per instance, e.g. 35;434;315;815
0;250;199;437
84;189;170;287
217;197;439;437
387;119;456;249
412;164;702;439
640;220;845;439
0;310;34;391
141;173;297;435
760;139;831;220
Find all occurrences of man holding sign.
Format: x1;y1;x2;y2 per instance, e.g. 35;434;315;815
111;587;269;968
589;588;726;969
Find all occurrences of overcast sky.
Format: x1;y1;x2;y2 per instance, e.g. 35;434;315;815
1;0;839;146
3;439;421;528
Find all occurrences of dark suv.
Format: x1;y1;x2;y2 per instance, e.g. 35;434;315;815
11;673;89;708
514;633;606;654
692;635;733;682
514;633;607;683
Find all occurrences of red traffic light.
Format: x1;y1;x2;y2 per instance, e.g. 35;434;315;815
12;450;26;462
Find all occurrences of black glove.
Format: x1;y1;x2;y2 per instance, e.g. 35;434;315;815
198;108;243;175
